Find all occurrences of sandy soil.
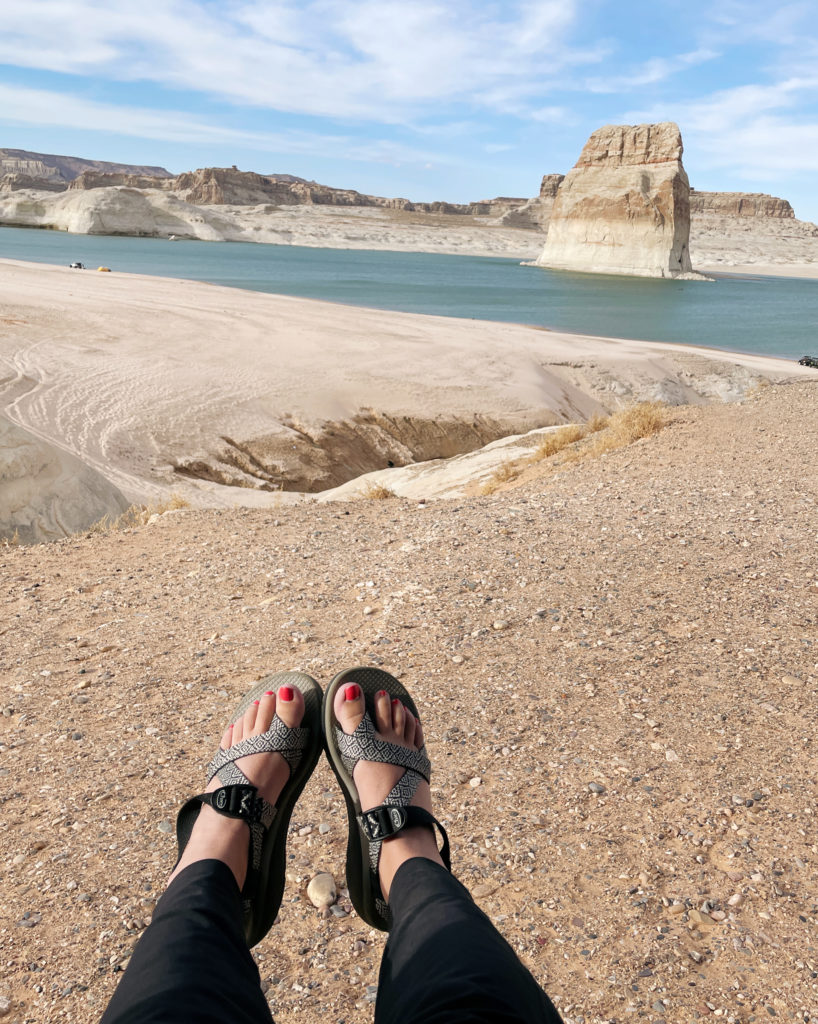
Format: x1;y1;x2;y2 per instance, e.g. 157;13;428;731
1;379;816;1024
1;259;812;508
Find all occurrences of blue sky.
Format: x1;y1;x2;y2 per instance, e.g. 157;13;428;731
2;0;818;221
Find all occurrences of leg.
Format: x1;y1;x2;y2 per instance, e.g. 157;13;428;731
332;683;561;1024
377;858;561;1024
101;859;271;1024
101;684;309;1024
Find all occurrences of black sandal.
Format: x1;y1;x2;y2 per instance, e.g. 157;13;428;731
322;666;450;931
175;671;323;946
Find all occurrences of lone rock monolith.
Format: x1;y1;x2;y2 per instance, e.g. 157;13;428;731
536;122;697;278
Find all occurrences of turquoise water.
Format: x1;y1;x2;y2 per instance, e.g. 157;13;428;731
2;225;816;359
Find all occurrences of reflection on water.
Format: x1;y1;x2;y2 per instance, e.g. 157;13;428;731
1;226;816;358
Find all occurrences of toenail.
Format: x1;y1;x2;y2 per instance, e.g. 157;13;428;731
228;723;234;728
253;700;260;705
264;690;274;696
391;698;400;706
279;686;293;701
377;690;387;697
344;684;360;701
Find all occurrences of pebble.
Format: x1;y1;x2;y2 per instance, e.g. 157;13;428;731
469;776;482;787
330;905;348;918
451;655;464;664
363;606;374;616
781;674;803;685
727;893;744;907
157;820;173;833
665;749;679;762
0;996;10;1017
587;782;606;794
318;822;330;835
297;825;313;837
689;950;703;963
709;909;727;921
492;620;509;630
307;872;337;909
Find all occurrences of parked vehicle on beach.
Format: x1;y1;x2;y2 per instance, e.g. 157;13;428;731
69;261;85;269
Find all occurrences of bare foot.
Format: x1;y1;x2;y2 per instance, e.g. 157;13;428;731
333;684;443;900
168;684;305;890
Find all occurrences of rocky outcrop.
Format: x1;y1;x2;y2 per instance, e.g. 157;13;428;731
0;148;171;185
1;417;130;544
537;123;696;278
690;190;794;218
68;171;174;192
0;173;66;193
500;174;565;228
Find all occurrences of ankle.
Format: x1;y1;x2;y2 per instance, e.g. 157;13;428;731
379;825;444;901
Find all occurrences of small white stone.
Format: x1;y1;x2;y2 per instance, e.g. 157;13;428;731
469;776;482;787
307;872;337;909
363;606;374;616
727;893;744;907
665;749;679;762
492;620;509;630
451;655;464;665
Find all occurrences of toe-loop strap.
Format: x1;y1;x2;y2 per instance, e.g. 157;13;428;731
358;804;451;870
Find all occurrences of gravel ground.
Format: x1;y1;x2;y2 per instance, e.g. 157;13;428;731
1;380;816;1024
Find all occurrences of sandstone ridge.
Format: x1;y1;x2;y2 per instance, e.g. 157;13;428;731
536;122;698;279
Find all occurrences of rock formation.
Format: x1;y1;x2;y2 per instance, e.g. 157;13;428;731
536;123;695;278
500;174;565;229
0;148;171;189
689;190;794;218
1;417;130;544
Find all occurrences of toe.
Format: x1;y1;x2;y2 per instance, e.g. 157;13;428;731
252;690;277;734
220;722;235;749
390;697;405;736
334;681;365;735
403;708;416;746
275;683;304;729
373;689;392;732
415;717;425;750
242;699;261;736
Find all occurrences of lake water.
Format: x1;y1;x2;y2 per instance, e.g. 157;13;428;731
2;225;816;359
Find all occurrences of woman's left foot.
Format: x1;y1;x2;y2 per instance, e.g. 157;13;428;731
168;685;305;890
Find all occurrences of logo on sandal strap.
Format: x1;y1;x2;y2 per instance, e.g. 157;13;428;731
360;805;408;841
215;789;228;810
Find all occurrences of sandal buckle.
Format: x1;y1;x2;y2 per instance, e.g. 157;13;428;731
210;784;260;822
359;804;407;841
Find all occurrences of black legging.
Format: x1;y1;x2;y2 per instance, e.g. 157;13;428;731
100;857;561;1024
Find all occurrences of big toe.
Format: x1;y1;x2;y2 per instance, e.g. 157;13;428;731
274;683;304;728
334;681;365;734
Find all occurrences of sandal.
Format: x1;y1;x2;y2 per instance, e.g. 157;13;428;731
175;671;323;947
322;666;451;931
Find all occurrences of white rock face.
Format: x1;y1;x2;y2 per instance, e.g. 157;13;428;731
537;122;697;278
1;417;130;544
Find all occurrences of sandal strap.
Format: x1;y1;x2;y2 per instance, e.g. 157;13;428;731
207;717;309;787
188;784;278;876
335;714;431;782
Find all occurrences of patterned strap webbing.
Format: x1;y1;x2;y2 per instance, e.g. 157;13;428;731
204;716;308;872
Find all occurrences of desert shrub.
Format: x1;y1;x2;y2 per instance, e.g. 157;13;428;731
586;411;610;433
606;402;667;443
479;461;522;494
90;492;191;534
360;483;396;500
533;423;587;460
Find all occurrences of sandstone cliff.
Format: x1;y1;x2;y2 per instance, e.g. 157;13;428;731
0;416;130;543
500;174;565;228
536;123;696;278
689;190;794;218
0;147;171;188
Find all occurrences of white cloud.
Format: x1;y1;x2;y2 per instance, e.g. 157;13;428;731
0;0;595;122
0;84;453;166
584;48;719;94
627;77;818;177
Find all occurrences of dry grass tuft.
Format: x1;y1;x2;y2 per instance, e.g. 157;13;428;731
91;493;192;534
606;402;667;443
360;482;397;500
532;423;587;461
479;461;522;495
586;412;610;433
1;528;21;547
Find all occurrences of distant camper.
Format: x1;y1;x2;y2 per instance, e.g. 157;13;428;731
69;261;85;269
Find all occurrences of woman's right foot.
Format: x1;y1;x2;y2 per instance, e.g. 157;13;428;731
333;684;444;901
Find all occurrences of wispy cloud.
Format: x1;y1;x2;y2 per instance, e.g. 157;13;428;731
584;48;719;94
0;84;454;167
627;77;818;176
0;0;596;123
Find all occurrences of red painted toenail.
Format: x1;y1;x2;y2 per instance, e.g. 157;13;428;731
228;723;234;728
264;690;274;696
345;684;360;701
377;690;387;697
279;686;293;701
391;698;400;705
253;700;260;705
